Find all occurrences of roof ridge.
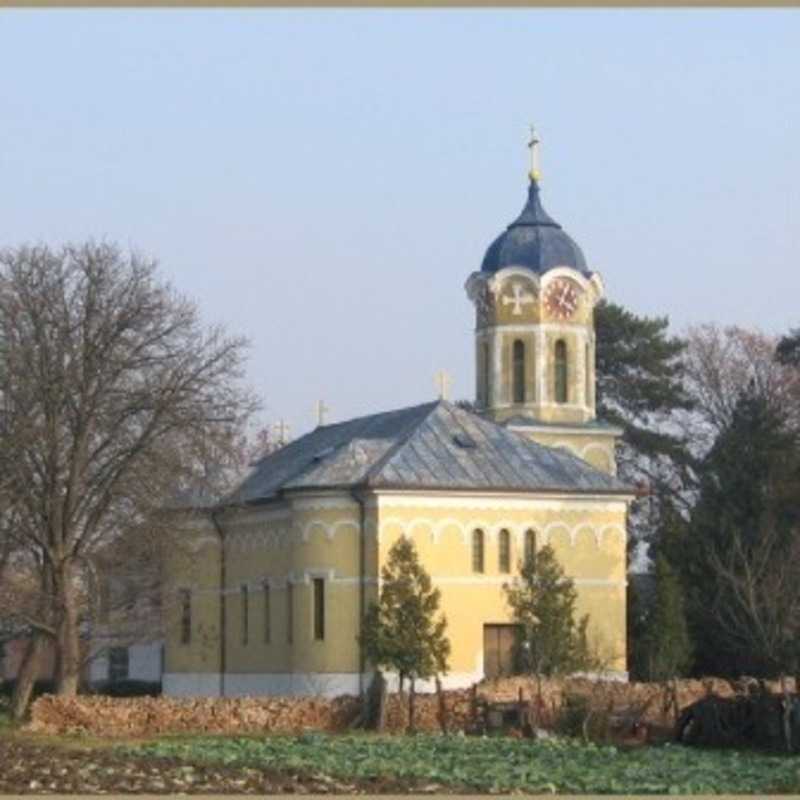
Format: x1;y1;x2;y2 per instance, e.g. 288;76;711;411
315;399;438;433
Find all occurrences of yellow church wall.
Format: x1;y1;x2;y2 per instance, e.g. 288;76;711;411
164;489;630;694
163;522;222;677
375;493;629;678
515;428;618;476
210;496;379;683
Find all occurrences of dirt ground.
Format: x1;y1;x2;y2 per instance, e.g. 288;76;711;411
0;737;458;795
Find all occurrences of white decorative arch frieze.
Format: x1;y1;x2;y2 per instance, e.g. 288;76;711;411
490;521;518;542
598;524;626;547
572;523;598;548
542;521;571;546
433;517;465;543
330;520;358;541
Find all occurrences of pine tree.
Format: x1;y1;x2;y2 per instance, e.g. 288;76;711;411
504;544;593;680
642;555;692;681
683;388;800;675
594;300;695;577
359;537;450;731
594;299;693;475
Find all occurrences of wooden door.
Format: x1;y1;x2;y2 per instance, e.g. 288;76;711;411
483;624;519;678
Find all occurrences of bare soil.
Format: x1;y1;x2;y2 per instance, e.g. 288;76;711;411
0;738;459;795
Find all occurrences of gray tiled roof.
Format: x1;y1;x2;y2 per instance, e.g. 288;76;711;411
228;401;630;505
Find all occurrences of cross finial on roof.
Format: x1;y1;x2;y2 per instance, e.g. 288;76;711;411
272;419;291;447
315;399;330;427
528;124;541;183
434;370;452;401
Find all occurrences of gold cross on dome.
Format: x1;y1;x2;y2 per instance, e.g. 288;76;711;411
528;124;541;182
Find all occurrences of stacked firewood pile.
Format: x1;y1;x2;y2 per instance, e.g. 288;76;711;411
28;676;798;741
28;694;362;737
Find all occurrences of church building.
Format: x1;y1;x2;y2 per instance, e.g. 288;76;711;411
163;134;634;697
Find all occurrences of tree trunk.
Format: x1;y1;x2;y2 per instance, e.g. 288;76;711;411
55;563;81;696
408;677;416;734
780;674;792;753
10;634;46;721
377;672;388;733
435;676;447;734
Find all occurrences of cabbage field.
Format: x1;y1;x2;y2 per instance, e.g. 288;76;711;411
131;733;800;794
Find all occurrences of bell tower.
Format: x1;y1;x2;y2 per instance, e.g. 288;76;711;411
465;129;620;475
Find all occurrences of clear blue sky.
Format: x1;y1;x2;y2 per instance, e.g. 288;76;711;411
1;10;798;438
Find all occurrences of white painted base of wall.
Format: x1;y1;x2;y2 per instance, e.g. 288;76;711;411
381;669;484;693
163;672;224;697
163;672;371;698
163;668;630;699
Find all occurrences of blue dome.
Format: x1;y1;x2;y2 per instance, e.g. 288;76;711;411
481;180;588;275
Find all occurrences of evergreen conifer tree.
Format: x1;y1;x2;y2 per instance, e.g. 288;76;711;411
504;544;593;680
359;537;450;731
682;388;800;675
642;555;692;681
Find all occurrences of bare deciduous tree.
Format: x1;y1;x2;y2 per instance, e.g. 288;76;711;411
710;516;800;681
683;325;800;452
0;242;258;710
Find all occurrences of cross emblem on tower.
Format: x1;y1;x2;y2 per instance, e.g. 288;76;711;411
502;283;536;315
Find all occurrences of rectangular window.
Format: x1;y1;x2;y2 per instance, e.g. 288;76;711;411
264;582;271;644
179;588;191;645
313;578;325;641
241;584;249;646
286;582;294;644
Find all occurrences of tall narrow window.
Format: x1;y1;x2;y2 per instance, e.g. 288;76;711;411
264;582;271;644
498;529;511;573
482;340;490;407
472;529;485;573
524;529;537;567
512;340;526;404
179;588;191;645
313;578;325;641
286;583;294;644
241;584;249;645
555;339;568;404
585;343;592;406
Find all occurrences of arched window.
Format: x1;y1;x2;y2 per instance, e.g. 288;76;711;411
524;529;537;567
555;339;568;404
512;340;526;404
472;529;485;573
498;529;511;573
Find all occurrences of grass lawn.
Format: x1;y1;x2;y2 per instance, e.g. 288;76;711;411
127;733;800;795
